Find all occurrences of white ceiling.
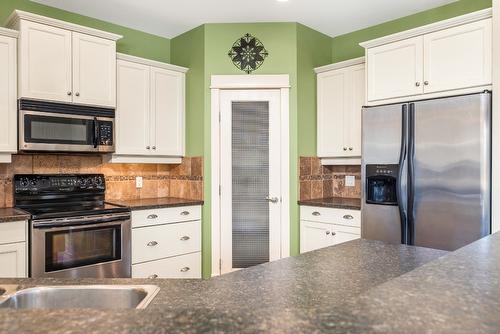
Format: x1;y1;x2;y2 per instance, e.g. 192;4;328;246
31;0;457;39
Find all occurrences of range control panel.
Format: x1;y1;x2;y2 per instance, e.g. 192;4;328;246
14;174;105;194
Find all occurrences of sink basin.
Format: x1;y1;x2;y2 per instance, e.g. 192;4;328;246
0;285;160;309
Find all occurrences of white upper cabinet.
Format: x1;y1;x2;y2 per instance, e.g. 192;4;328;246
362;9;492;104
72;32;116;107
150;67;185;156
7;10;121;108
366;37;423;101
19;21;72;103
116;60;150;156
316;59;365;163
0;28;18;163
423;18;492;94
110;54;187;164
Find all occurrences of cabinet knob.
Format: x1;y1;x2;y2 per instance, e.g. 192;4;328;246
326;231;330;235
147;241;158;247
312;211;321;216
67;91;72;96
415;82;421;87
148;274;158;279
75;92;80;97
152;146;156;150
147;214;158;219
424;81;429;86
180;267;190;272
331;232;337;237
343;147;347;151
349;147;353;151
180;236;190;241
146;146;151;150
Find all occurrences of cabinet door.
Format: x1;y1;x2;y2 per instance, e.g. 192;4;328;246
317;69;347;157
345;64;365;157
116;60;151;155
367;36;423;102
423;19;492;94
72;32;116;107
0;35;17;153
300;221;331;253
150;67;185;156
0;242;26;278
19;21;72;102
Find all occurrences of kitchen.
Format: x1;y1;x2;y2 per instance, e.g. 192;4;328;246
0;0;499;332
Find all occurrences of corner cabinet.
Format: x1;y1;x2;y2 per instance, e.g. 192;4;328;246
0;28;18;163
362;10;492;105
7;10;121;108
108;53;187;164
315;58;365;165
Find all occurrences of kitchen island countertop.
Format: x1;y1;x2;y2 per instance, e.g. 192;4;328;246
0;238;449;333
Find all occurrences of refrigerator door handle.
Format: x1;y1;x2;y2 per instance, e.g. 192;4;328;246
397;104;408;244
407;102;416;245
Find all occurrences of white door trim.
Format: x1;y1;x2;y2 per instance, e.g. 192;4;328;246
211;75;290;277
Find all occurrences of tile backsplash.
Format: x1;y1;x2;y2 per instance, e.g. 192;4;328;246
0;155;203;208
299;157;361;201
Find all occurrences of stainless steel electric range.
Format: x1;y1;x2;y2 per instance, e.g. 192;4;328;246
14;174;131;278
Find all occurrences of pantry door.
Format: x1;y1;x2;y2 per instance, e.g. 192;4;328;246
219;90;282;274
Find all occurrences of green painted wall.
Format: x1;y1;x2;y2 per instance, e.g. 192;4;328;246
171;25;205;157
332;0;492;62
1;0;171;62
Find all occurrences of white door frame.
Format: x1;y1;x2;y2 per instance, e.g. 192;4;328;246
210;75;290;277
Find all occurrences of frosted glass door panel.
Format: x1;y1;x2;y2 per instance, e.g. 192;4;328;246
232;101;270;268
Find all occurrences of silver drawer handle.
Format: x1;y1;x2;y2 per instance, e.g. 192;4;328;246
147;214;158;219
180;211;190;216
148;274;158;279
180;267;190;272
180;236;190;241
147;241;158;247
343;215;354;220
312;211;321;216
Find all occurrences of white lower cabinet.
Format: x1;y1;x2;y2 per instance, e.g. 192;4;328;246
0;221;28;278
132;252;201;279
300;206;360;253
131;206;202;279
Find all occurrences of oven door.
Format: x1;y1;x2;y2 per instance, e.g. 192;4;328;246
19;110;113;153
31;216;131;278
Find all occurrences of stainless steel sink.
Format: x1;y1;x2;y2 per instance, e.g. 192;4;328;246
0;285;160;309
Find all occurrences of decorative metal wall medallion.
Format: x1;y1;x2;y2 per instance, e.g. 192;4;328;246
228;33;269;74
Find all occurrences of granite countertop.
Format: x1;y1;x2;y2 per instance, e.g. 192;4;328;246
0;239;447;333
110;197;204;210
0;208;31;223
298;197;361;210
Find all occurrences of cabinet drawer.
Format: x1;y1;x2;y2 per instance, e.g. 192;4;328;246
132;252;201;279
132;205;201;228
300;206;360;227
132;220;201;264
329;230;360;246
0;221;26;245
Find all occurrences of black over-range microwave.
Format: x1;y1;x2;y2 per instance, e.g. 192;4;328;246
18;99;115;153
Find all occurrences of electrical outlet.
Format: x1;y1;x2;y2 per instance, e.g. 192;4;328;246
345;175;355;187
136;176;143;189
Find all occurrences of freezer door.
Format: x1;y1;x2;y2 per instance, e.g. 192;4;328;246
362;103;408;244
411;93;491;251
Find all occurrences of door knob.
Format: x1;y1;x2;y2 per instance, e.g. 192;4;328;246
265;196;279;203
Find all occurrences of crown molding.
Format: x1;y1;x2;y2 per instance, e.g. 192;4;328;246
0;27;19;39
360;8;492;49
117;53;189;73
5;10;122;41
314;57;365;73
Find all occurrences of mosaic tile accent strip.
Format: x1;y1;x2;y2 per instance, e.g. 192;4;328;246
299;157;361;201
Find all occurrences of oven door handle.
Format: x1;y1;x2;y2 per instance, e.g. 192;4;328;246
32;214;130;229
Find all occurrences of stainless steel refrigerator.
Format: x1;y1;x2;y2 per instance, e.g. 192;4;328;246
361;92;491;251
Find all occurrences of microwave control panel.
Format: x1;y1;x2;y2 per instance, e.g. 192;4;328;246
99;122;114;146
